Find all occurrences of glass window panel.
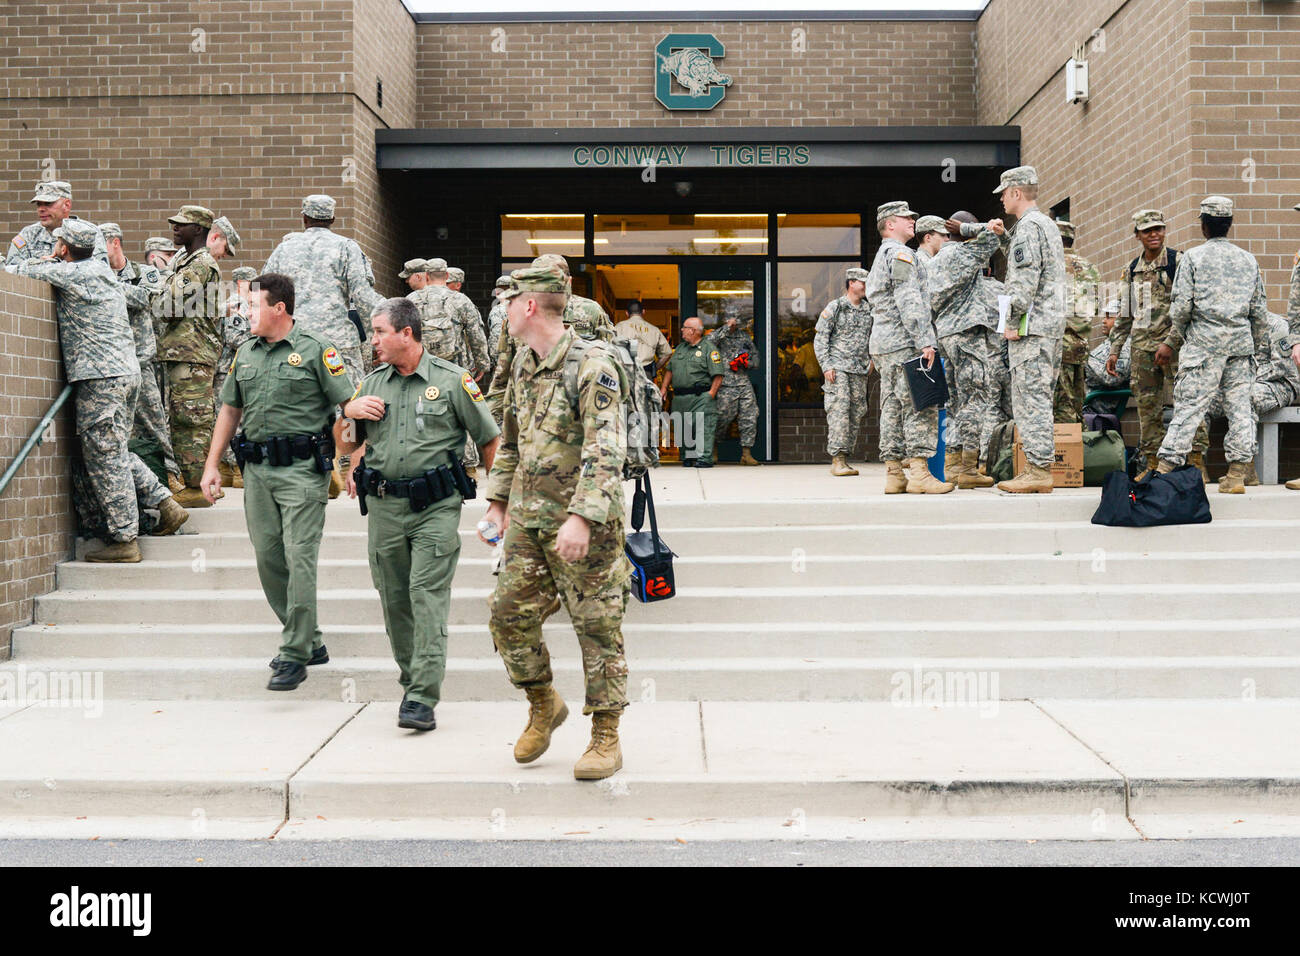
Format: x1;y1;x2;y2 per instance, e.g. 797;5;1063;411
777;213;860;257
693;279;754;333
776;261;855;404
500;214;584;258
594;214;768;256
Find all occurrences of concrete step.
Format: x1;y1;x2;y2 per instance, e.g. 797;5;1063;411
53;550;1300;591
6;655;1300;700
32;583;1300;626
16;619;1300;660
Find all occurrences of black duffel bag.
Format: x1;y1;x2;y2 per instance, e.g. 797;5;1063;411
1091;464;1211;527
625;473;676;602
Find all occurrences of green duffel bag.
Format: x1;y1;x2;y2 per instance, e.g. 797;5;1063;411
1083;429;1126;486
986;420;1017;482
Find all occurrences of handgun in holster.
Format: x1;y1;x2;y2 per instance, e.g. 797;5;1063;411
355;460;369;516
450;460;476;500
310;429;336;474
230;434;247;468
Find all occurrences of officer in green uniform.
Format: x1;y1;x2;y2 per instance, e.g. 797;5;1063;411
661;316;725;466
335;298;500;731
201;272;356;691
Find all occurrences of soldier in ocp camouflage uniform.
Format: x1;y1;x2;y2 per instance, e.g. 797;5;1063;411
6;180;108;267
926;214;1005;486
1109;208;1210;480
151;204;223;506
481;265;632;781
866;201;953;494
1054;220;1101;425
708;311;761;465
487;274;510;372
994;166;1067;494
9;220;187;560
814;267;873;477
1156;196;1297;493
212;266;258;487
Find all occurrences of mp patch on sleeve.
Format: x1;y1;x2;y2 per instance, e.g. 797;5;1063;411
596;370;619;391
323;346;346;376
462;372;484;402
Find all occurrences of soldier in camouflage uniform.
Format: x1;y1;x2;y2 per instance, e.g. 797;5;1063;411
866;202;953;494
481;265;632;781
926;214;1005;487
814;267;873;476
979;273;1013;425
1108;208;1210;480
9;220;187;560
486;254;615;421
486;274;511;379
1156;197;1297;493
993;166;1067;494
1284;201;1300;491
211;266;258;487
914;217;958;477
150;205;223;507
206;215;240;262
400;259;429;292
144;236;175;278
6;180;108;267
708;311;761;465
1054;220;1100;425
446;266;465;292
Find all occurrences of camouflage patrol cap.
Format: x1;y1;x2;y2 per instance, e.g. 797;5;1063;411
495;274;511;289
531;253;571;277
302;194;336;219
168;204;215;228
52;219;98;250
876;201;919;225
30;181;72;203
231;267;258;281
1055;220;1075;241
1132;209;1166;231
398;258;428;279
211;215;241;250
1200;195;1233;217
915;215;950;236
425;257;448;274
845;267;869;282
447;267;465;284
992;165;1038;195
99;222;123;241
501;264;568;300
145;236;175;253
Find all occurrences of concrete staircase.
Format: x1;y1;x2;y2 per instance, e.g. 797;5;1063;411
4;466;1300;841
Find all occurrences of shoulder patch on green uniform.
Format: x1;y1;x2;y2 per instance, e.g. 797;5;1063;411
323;346;346;376
462;372;484;402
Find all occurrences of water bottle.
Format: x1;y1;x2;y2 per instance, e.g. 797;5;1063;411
477;519;501;545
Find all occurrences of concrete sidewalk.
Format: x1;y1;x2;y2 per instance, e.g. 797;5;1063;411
3;698;1298;842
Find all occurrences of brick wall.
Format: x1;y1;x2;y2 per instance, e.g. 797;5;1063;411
0;272;75;661
414;19;978;128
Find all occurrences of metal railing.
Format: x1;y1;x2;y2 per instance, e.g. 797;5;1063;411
0;384;73;498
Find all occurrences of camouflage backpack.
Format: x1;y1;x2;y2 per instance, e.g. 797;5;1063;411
562;336;662;479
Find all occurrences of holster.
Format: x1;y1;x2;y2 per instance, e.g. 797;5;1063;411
450;459;476;500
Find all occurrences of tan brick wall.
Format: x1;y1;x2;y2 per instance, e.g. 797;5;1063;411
415;19;978;128
0;272;75;661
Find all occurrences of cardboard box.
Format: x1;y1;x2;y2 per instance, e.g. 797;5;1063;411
1013;423;1083;487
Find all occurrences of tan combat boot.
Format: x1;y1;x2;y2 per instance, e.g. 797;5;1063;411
956;448;995;489
465;465;478;480
1286;476;1300;491
829;454;859;477
1218;461;1248;494
739;446;759;466
1135;454;1159;482
574;711;623;781
231;466;244;489
883;459;908;494
1155;459;1176;475
997;462;1054;494
514;684;569;764
1244;460;1259;486
217;460;237;489
85;539;142;563
150;496;189;536
906;457;956;494
1188;450;1210;484
173;487;213;509
167;472;186;495
943;447;962;482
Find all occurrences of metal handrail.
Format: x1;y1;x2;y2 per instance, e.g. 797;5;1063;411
0;384;74;498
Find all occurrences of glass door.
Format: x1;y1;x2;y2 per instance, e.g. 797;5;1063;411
678;261;769;462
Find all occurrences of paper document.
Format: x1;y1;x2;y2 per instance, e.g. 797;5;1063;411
997;295;1012;333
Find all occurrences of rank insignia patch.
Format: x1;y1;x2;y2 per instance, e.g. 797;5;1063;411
322;347;346;376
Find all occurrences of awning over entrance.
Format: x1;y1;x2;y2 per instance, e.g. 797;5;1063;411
376;126;1020;171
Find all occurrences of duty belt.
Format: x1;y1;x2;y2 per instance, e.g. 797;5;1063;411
354;460;475;516
230;428;334;473
673;385;708;396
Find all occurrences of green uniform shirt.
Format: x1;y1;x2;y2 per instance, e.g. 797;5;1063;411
219;323;356;441
667;339;725;390
351;352;499;478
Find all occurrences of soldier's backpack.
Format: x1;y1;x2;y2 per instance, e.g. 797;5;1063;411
1127;247;1178;285
563;336;663;479
986;420;1018;482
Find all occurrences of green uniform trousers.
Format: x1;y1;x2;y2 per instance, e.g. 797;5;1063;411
674;392;717;464
366;494;462;708
243;457;329;664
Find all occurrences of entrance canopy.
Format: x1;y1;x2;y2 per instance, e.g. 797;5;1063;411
376;126;1020;171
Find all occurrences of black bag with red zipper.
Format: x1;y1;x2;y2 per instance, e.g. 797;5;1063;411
1091;464;1211;527
625;473;676;602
